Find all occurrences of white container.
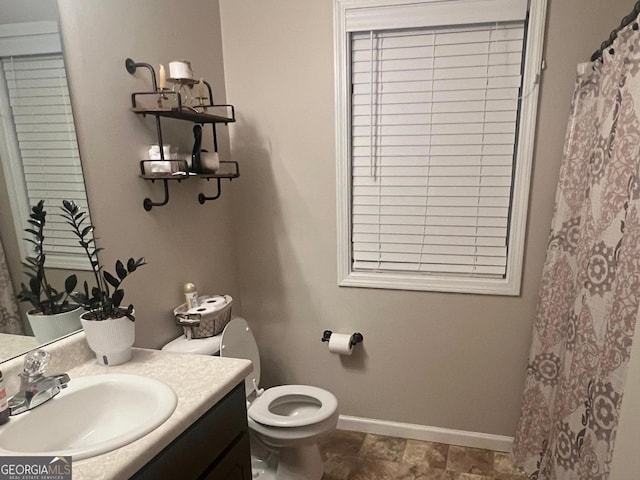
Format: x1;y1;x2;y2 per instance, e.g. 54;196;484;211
184;283;198;309
27;306;83;344
81;313;135;366
201;152;220;172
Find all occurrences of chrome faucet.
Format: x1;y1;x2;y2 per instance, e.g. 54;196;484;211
8;350;70;416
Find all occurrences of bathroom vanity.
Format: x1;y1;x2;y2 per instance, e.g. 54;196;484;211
0;333;253;479
132;382;251;479
71;349;252;479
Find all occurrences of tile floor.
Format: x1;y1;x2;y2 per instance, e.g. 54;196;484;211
319;430;527;480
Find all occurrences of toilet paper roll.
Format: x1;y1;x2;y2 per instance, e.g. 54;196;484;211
328;333;353;356
187;295;227;315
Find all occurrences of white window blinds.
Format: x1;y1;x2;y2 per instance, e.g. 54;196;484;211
2;54;91;266
350;21;525;277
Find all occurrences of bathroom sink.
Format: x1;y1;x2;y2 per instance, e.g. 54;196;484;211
0;373;177;460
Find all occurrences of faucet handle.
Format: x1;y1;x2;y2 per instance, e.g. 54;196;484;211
22;350;50;376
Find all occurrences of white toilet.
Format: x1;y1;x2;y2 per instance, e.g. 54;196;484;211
162;317;338;480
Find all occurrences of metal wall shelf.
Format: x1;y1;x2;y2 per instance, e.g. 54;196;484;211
139;167;240;182
126;58;239;211
130;107;234;124
138;160;240;210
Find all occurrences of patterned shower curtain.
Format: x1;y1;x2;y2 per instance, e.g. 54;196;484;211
513;22;640;480
0;235;23;335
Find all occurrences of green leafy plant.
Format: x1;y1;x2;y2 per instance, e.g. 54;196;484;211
61;200;146;321
17;200;78;315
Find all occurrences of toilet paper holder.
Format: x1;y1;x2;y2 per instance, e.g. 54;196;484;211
321;330;364;347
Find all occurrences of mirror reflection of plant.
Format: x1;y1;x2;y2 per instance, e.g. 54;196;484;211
17;200;78;315
61;200;146;321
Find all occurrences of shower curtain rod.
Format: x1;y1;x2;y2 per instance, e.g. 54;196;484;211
591;1;640;62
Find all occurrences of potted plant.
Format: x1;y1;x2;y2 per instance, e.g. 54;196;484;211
61;200;146;366
17;200;82;343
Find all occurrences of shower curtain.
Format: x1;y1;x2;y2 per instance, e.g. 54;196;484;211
0;236;23;335
513;22;640;480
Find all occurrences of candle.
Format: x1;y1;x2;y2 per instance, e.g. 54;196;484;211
198;77;206;101
158;64;166;90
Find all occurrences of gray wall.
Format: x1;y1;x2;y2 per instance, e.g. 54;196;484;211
56;0;240;349
52;0;632;439
0;0;57;23
218;0;631;436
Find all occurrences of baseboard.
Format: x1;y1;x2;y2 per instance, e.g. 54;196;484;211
337;415;514;453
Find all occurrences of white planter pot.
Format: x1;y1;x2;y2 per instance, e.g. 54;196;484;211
27;306;83;344
80;313;135;366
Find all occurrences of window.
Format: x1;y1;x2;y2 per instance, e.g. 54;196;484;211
334;0;547;295
0;21;91;270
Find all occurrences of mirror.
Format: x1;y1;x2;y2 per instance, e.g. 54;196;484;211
0;0;92;361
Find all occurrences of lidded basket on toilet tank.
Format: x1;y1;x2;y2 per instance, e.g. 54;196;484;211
173;295;232;339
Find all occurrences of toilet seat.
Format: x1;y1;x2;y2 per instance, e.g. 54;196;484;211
248;385;338;428
220;318;338;429
220;317;261;398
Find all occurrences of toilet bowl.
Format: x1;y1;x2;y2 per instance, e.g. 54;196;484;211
162;317;338;480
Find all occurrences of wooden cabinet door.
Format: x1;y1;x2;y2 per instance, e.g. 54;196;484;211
201;433;251;480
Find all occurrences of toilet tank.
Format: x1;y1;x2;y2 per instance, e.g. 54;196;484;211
161;334;223;356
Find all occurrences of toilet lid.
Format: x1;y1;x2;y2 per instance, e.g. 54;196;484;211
220;317;260;398
248;385;338;428
161;334;222;355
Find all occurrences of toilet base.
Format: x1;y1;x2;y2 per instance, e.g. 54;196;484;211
251;442;324;480
251;454;277;480
277;444;324;480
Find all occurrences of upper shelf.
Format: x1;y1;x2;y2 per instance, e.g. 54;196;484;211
130;105;235;124
125;58;235;125
130;91;236;124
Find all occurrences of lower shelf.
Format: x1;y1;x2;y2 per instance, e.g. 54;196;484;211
139;160;240;210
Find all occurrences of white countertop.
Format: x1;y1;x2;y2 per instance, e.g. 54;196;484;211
66;348;252;479
0;333;39;363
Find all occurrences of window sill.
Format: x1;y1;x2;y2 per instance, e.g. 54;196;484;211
339;270;521;296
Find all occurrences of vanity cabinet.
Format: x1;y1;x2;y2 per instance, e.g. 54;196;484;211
132;382;251;480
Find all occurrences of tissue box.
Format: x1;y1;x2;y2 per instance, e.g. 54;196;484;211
173;295;232;339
